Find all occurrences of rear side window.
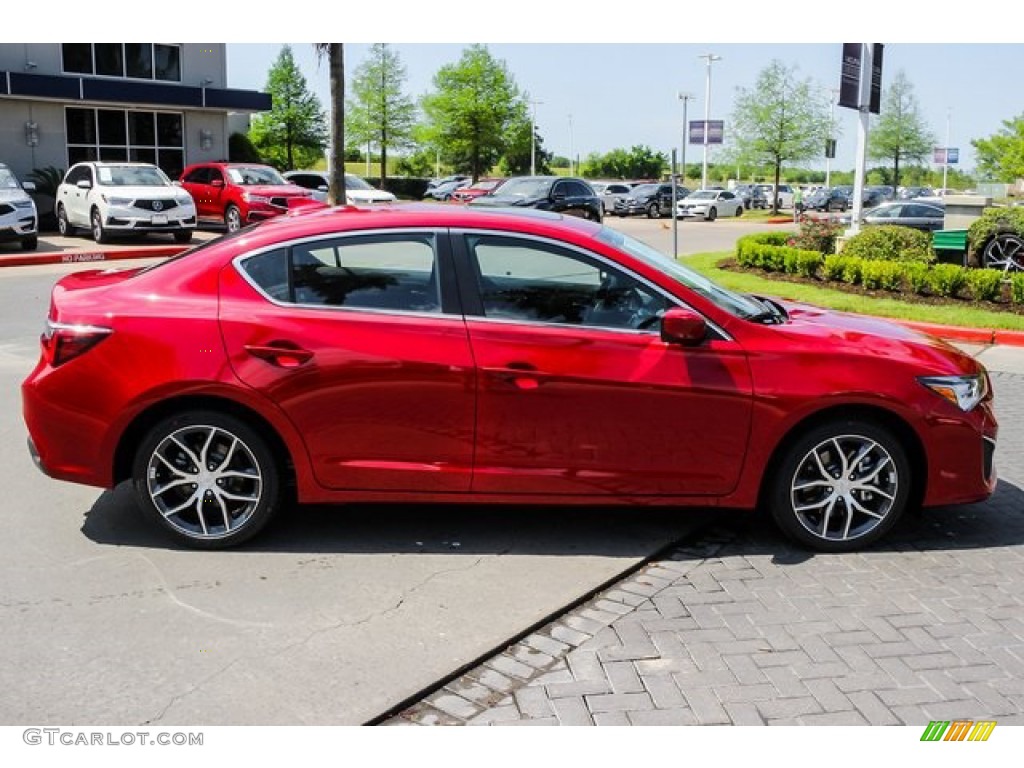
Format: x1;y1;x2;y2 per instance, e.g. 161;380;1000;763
239;234;442;314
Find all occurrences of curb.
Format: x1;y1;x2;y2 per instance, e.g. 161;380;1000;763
896;319;1024;348
0;245;188;269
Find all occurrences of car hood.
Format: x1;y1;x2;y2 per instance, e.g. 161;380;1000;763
774;300;983;376
346;190;396;203
241;184;310;197
0;188;33;205
469;195;543;207
93;185;188;200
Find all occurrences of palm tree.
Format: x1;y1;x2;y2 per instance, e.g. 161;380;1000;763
315;44;346;206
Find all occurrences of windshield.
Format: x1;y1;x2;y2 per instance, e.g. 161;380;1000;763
495;178;552;198
96;165;171;187
688;191;717;200
344;174;374;190
595;228;764;319
227;166;287;185
0;168;21;189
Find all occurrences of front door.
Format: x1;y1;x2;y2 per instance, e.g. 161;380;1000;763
454;232;753;497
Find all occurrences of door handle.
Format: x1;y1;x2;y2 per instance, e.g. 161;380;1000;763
488;362;542;390
244;342;314;368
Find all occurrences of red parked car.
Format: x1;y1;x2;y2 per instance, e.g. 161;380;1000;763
451;178;506;203
180;162;316;232
22;206;997;551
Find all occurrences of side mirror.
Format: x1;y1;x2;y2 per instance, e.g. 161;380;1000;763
660;307;707;346
22;181;36;192
172;180;183;187
210;179;225;188
318;185;328;192
76;179;92;190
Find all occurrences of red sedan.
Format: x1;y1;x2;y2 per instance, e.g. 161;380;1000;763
22;206;997;551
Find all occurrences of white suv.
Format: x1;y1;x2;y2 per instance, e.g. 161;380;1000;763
0;163;38;251
56;162;196;244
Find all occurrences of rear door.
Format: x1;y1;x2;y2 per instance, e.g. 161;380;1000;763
219;229;476;492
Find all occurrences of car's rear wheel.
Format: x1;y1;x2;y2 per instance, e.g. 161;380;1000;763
132;411;283;549
706;207;717;222
769;420;911;552
224;204;242;233
57;204;74;237
91;207;109;244
647;202;660;219
982;233;1024;272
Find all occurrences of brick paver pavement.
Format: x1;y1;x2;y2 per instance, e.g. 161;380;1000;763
386;370;1024;726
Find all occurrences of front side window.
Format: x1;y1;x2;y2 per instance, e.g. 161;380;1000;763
466;234;667;331
240;234;441;315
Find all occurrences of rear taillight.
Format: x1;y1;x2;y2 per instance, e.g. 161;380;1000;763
41;320;112;367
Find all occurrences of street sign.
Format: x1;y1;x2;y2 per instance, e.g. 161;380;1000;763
688;120;724;145
838;43;883;114
934;147;960;164
825;139;837;159
948;148;959;164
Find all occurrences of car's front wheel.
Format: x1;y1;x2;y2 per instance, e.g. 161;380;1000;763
735;205;744;217
20;235;38;251
91;207;109;244
173;230;194;244
224;204;242;233
647;202;660;219
132;411;283;549
768;420;911;552
706;207;717;222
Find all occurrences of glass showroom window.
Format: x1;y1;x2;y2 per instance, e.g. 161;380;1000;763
66;108;185;177
60;44;181;82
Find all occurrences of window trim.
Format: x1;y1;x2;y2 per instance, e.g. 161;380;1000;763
450;228;730;341
232;228;463;320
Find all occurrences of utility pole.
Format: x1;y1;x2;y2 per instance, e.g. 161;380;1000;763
826;88;839;188
849;44;873;237
678;92;694;186
943;108;951;191
568;113;575;176
698;53;721;190
529;99;543;176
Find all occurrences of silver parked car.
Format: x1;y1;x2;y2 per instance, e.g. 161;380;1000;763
590;181;635;215
676;189;743;221
862;201;945;232
283;171;397;205
0;163;38;251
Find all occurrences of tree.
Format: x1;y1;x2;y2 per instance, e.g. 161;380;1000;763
347;44;416;186
868;70;934;191
972;114;1024;182
314;44;346;206
249;45;328;171
499;100;551;176
579;146;666;179
731;60;830;213
420;45;522;182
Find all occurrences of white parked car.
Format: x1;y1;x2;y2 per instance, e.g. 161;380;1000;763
283;171;397;205
676;189;744;221
756;183;795;209
0;163;38;251
56;162;196;244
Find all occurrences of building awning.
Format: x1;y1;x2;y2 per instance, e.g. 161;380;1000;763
0;70;271;112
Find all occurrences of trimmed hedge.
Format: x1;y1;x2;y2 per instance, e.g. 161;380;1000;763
841;225;934;263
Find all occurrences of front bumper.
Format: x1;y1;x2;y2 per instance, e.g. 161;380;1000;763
103;203;196;232
0;210;37;241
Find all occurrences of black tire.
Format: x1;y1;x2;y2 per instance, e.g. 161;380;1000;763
768;419;911;552
132;410;283;549
57;204;75;237
20;235;38;251
173;230;194;244
224;204;242;233
735;205;744;217
91;207;109;244
982;233;1024;272
646;202;660;219
706;207;717;222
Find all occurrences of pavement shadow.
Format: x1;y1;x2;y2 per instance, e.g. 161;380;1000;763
696;477;1024;566
80;480;727;556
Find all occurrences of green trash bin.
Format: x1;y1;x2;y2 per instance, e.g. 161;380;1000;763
932;229;968;265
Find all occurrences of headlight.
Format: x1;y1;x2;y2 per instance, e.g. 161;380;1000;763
243;193;271;204
101;195;133;206
12;199;34;209
175;194;194;206
919;374;988;412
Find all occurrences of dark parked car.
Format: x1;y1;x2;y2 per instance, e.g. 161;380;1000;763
899;186;935;200
613;183;688;219
803;188;849;212
469;176;602;221
862;201;946;232
833;185;885;209
733;185;767;210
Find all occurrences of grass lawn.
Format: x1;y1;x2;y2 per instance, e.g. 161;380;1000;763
683;252;1024;331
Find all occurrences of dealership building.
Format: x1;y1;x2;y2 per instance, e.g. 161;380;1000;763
0;44;270;181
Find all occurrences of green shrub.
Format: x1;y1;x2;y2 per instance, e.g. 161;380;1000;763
964;269;1005;302
842;257;864;285
842;225;935;263
967;206;1024;262
861;260;904;291
927;263;968;298
822;255;849;281
796;251;824;279
228;132;262;163
783;250;800;274
1011;273;1024;304
903;262;930;295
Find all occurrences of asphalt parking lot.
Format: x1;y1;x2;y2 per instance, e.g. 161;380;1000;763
2;217;1021;727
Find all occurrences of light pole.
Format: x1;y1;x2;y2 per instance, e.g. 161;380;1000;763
529;99;543;176
677;92;694;185
698;53;721;190
568;113;575;176
943;108;951;191
826;88;839;188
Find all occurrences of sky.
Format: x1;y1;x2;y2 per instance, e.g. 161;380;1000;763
15;1;1024;177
